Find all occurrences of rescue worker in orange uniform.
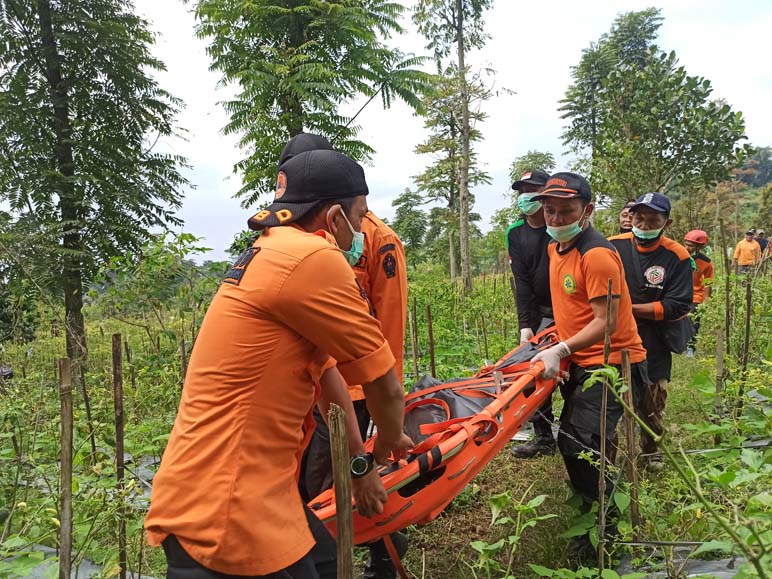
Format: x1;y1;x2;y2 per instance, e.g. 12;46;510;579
683;230;714;357
733;229;762;274
281;135;409;579
529;173;648;522
145;149;413;579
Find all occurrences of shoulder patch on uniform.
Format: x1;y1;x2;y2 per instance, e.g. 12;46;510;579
379;243;396;254
223;247;261;285
382;253;397;278
506;219;525;247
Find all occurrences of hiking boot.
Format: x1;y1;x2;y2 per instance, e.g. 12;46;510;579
511;436;556;459
361;532;408;579
686;347;695;358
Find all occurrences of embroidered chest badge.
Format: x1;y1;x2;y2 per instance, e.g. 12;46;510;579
644;265;666;286
563;273;577;294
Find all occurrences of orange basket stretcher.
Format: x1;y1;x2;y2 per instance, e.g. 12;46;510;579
309;327;564;545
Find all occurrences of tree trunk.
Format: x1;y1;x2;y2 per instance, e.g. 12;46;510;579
456;0;472;293
37;0;89;365
448;230;457;283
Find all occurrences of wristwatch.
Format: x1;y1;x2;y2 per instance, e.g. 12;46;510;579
350;453;375;478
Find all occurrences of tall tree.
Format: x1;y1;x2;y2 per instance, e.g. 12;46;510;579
412;68;490;282
561;9;747;204
508;150;556;184
738;146;772;188
0;0;189;363
391;189;428;266
414;0;492;292
193;0;428;207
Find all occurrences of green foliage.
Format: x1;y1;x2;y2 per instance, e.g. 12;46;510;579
391;189;428;265
0;0;190;282
193;0;429;207
561;8;748;205
508;151;556;184
413;0;493;60
228;230;260;261
739;146;772;189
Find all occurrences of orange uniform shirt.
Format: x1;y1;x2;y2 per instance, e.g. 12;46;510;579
734;239;761;266
692;253;714;304
144;226;395;576
548;227;646;367
347;211;408;400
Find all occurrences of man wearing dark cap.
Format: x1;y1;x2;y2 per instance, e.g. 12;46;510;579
280;134;410;579
506;169;557;459
145;149;413;579
529;173;648;520
609;192;693;469
733;230;762;274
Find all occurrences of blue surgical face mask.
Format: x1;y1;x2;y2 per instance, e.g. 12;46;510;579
632;225;664;241
337;209;365;266
517;193;542;216
547;210;588;243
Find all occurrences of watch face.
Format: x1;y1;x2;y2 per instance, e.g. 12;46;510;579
351;455;369;476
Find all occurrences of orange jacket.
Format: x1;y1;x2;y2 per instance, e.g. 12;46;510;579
347;211;408;399
145;226;395;575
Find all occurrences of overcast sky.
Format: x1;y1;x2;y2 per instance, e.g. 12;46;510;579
132;0;772;262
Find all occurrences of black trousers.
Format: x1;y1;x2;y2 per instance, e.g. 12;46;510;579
162;506;336;579
557;361;649;501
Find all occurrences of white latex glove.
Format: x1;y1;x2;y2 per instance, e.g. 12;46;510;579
519;328;535;344
531;342;571;379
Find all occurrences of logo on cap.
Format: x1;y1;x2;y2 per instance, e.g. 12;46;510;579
642;193;654;204
275;171;287;200
521;172;532;180
547;178;568;188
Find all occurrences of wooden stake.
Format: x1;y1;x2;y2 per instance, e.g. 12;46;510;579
480;313;490;362
715;330;724;435
328;404;353;579
74;361;97;461
621;350;641;542
598;279;613;571
180;339;188;389
111;334;127;579
124;339;136;390
59;358;73;579
509;275;517;307
408;301;419;382
426;304;436;379
737;277;753;419
493;371;504;395
719;219;731;356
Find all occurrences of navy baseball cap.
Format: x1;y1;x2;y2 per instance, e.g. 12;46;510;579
511;169;550;191
248;149;369;230
631;192;671;216
533;172;592;202
278;132;333;166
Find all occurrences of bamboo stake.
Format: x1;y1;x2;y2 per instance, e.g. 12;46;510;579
480;313;490;362
719;219;731;356
426;304;436;378
59;358;73;579
124;339;135;390
180;339;188;389
111;334;126;579
715;330;724;436
598;279;613;571
621;350;641;542
328;404;353;579
408;301;419;381
737;277;753;419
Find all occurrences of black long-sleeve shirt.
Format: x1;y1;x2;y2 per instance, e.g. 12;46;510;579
609;233;693;380
507;217;552;332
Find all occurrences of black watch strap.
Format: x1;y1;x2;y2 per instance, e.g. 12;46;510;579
350;452;374;478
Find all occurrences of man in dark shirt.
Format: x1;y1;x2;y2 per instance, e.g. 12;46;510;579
507;169;556;458
755;229;768;254
619;200;636;233
609;192;693;469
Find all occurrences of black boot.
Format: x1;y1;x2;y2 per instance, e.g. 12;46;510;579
511;417;556;459
361;532;408;579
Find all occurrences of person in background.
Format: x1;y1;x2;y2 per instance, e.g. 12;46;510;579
755;229;768;254
683;230;714;358
609;193;693;470
285;134;409;579
733;230;762;274
619;200;636;234
506;169;556;459
529;173;648;542
145;149;413;579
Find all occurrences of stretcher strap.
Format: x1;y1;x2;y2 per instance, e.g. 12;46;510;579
384;534;409;579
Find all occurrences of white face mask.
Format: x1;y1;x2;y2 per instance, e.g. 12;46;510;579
546;209;588;243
